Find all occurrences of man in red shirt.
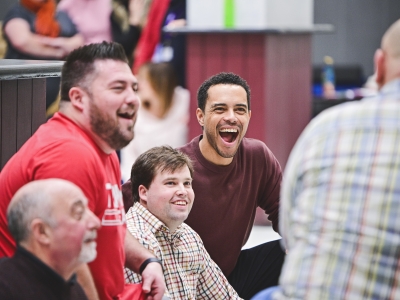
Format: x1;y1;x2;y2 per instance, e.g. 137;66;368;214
0;42;164;300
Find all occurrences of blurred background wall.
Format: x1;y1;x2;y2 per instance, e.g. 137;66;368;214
312;0;400;77
1;0;400;78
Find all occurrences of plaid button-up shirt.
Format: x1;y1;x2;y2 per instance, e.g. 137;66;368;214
125;203;241;299
278;79;400;299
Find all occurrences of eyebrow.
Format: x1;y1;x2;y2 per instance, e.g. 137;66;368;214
163;177;193;181
110;79;138;86
210;103;248;109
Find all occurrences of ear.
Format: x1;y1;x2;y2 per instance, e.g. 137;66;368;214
68;87;87;112
138;185;148;207
248;110;252;119
196;108;205;127
374;48;385;89
30;219;51;246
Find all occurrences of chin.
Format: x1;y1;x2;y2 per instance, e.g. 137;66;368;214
78;244;97;263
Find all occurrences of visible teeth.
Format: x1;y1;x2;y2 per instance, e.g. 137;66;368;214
220;128;237;133
174;201;187;206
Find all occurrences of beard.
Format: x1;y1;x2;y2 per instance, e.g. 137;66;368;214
89;100;134;150
78;241;97;263
78;231;98;263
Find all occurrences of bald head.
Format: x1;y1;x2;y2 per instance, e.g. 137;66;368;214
374;19;400;89
7;179;85;244
381;19;400;58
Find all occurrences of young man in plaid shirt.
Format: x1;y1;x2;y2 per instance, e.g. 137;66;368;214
124;146;241;299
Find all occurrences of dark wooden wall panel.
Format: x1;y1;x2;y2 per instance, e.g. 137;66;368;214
17;79;33;150
265;35;312;169
31;78;46;134
224;34;246;76
244;34;266;142
204;34;225;78
1;80;18;169
187;35;205;139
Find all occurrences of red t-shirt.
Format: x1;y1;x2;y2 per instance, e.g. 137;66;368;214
0;112;126;300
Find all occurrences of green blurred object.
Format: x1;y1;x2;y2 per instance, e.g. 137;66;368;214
224;0;235;28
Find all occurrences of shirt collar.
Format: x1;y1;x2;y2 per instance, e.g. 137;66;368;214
379;78;400;95
16;246;78;288
132;202;185;238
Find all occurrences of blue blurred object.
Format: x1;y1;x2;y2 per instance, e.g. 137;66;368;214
251;286;281;300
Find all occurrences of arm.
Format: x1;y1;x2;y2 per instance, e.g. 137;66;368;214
125;231;166;299
4;18;82;59
39;34;84;56
75;264;100;300
258;145;282;233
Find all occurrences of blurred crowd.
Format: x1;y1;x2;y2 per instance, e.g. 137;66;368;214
1;0;190;178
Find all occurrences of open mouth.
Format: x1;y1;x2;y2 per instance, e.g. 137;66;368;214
219;128;239;143
84;233;97;244
117;111;135;120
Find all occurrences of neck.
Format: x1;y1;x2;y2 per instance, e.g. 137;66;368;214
199;135;233;166
59;105;114;154
21;242;75;281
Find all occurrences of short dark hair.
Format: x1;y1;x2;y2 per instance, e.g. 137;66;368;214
131;146;194;203
60;41;128;101
197;72;251;112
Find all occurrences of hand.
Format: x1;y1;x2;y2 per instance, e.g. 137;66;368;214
129;0;145;26
141;261;166;300
165;19;186;29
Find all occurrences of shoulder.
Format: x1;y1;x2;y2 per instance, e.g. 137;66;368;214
240;137;278;162
126;207;153;243
181;223;204;245
295;99;372;147
37;138;101;167
0;257;19;297
3;4;31;27
55;11;78;36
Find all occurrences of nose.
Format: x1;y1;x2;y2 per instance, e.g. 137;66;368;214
176;183;188;196
86;209;101;230
223;109;237;124
126;86;140;108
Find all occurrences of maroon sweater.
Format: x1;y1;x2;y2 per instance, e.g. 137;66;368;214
177;135;282;276
121;135;282;276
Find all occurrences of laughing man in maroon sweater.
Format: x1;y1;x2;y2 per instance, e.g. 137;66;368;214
123;72;285;299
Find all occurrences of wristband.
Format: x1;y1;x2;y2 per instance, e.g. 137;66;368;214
139;257;163;274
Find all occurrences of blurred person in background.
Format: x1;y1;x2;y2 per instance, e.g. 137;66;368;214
133;0;186;87
120;62;189;184
2;0;84;110
111;0;149;65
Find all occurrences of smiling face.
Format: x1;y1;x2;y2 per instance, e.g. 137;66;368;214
139;166;194;232
86;59;140;151
197;84;251;165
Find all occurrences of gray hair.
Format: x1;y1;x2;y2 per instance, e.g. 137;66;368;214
7;184;57;243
